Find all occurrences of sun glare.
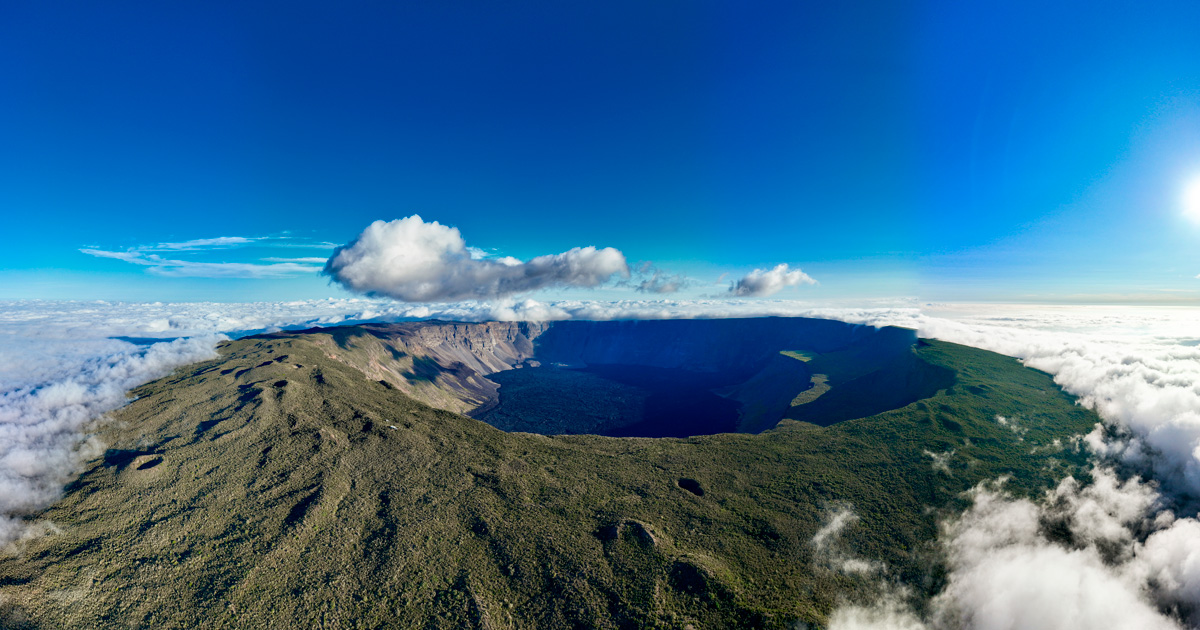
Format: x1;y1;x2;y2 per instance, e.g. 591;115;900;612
1185;177;1200;224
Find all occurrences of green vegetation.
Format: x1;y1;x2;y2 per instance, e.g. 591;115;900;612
779;350;816;363
789;374;830;407
0;328;1099;629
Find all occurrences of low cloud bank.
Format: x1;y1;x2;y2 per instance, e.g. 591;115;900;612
729;263;817;297
832;472;1189;630
0;336;216;547
323;216;630;301
827;306;1200;629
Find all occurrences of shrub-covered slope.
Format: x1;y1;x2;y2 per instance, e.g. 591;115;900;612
0;328;1098;629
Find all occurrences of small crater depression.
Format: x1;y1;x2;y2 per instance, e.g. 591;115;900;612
134;455;163;471
677;478;705;496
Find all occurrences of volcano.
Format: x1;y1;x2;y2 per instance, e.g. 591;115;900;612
0;317;1098;629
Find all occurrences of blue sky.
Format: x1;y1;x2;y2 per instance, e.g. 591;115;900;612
2;1;1199;303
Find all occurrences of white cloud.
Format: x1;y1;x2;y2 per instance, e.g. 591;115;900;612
829;598;928;630
811;506;884;576
80;249;323;278
926;482;1181;630
924;449;956;475
146;236;261;250
261;257;329;264
835;472;1185;630
634;265;689;294
138;235;335;252
323;216;630;302
0;335;217;547
79;234;337;279
729;263;817;297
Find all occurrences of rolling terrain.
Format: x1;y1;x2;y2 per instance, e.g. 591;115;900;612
0;319;1101;628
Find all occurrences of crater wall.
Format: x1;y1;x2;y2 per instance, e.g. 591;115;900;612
266;317;943;435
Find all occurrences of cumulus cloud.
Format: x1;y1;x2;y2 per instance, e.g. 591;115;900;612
323;216;630;302
729;263;817;297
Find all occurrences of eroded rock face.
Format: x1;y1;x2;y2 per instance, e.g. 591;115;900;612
261;318;943;436
271;321;550;415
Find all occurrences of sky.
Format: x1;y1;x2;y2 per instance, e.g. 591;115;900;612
3;0;1200;303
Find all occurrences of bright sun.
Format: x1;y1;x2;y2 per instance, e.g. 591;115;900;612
1186;178;1200;224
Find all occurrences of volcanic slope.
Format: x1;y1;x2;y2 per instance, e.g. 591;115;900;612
0;322;1099;629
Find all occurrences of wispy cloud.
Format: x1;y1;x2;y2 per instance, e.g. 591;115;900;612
79;233;334;279
630;263;690;294
144;236;263;251
95;235;337;254
261;257;329;264
266;239;339;250
80;249;322;278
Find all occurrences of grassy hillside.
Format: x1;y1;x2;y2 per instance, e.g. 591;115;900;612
0;329;1098;629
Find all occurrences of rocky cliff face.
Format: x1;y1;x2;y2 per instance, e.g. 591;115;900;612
273;321;550;415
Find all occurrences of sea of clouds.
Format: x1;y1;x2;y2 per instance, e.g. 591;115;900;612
1;298;1198;627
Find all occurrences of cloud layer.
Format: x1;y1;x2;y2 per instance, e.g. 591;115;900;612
0;335;216;546
323;216;630;301
827;305;1200;629
729;263;817;297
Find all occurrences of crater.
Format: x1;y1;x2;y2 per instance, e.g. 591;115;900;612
260;318;956;439
677;478;704;496
470;318;955;438
134;455;163;471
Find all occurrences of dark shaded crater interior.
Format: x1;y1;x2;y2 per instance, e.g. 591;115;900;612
677;478;705;496
481;364;742;438
472;318;956;438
